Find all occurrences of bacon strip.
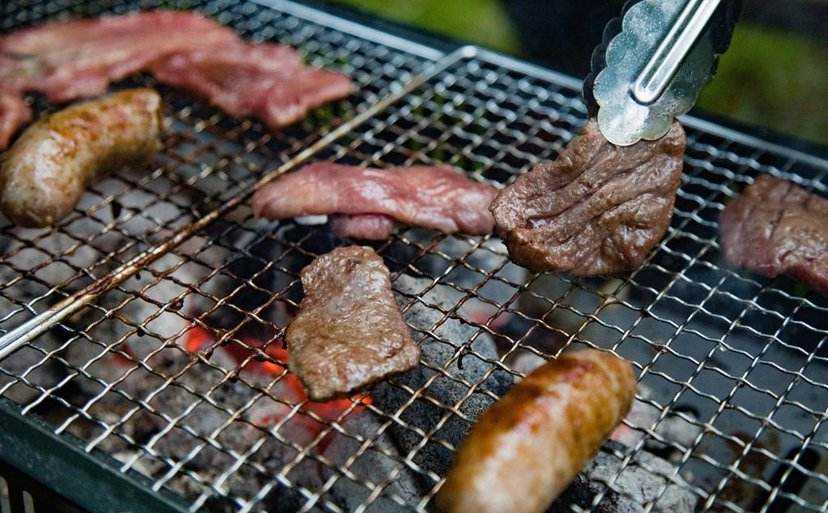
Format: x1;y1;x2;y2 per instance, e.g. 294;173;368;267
252;163;498;238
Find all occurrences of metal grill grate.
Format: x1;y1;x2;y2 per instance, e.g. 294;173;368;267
1;1;827;513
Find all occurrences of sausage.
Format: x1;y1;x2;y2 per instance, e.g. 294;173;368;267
436;349;636;513
0;88;162;227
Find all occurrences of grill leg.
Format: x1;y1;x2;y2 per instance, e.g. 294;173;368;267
3;472;28;513
1;460;88;513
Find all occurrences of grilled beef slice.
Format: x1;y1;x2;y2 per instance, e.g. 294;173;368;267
720;175;828;294
490;119;685;276
287;246;420;400
252;163;497;239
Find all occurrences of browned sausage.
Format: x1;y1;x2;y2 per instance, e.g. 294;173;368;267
0;88;162;227
436;349;636;513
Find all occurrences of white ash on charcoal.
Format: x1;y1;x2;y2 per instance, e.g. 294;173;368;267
64;344;229;451
148;389;318;510
71;338;422;513
0;180;199;405
195;218;301;332
415;238;572;360
518;272;632;343
494;442;698;513
0;216;112;404
0;334;65;406
61;235;229;398
547;473;621;513
242;371;423;512
383;271;695;513
578;441;698;513
57;223;364;511
373;274;514;479
165;360;419;512
59;212;300;400
547;442;697;513
405;237;526;319
0;162;248;389
75;345;325;512
611;385;702;463
317;415;423;513
388;236;529;355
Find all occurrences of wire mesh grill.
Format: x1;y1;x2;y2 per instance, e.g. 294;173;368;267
0;0;433;343
1;1;828;513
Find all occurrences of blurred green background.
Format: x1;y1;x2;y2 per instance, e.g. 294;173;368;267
329;0;828;147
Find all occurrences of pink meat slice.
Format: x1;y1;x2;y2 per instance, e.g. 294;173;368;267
0;11;237;102
149;41;353;129
252;163;498;236
0;10;236;149
330;214;396;240
0;10;354;150
720;175;828;294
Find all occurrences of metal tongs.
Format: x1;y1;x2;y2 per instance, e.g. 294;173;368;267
585;0;742;146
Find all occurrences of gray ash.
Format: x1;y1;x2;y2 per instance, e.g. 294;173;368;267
374;274;515;480
2;214;700;513
582;441;698;513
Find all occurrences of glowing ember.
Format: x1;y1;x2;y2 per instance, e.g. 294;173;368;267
462;304;512;330
184;326;290;375
184;325;212;353
183;325;372;452
112;343;137;367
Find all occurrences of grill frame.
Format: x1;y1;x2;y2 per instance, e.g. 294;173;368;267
1;1;827;513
